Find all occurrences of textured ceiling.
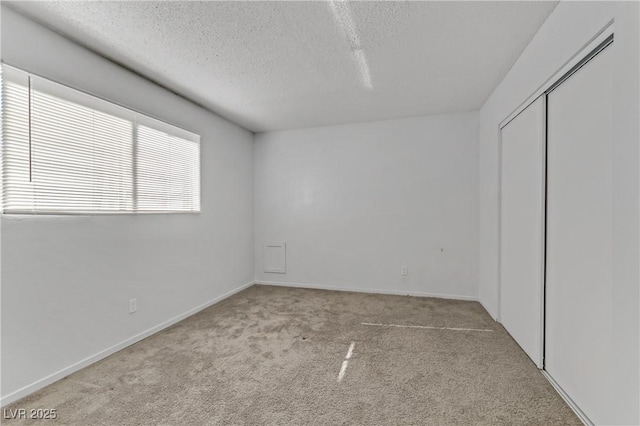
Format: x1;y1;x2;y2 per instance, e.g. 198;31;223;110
7;1;558;132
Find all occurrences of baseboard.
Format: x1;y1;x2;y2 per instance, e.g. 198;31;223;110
255;280;478;301
541;371;593;426
0;280;256;407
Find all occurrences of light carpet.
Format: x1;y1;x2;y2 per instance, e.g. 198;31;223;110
4;285;579;425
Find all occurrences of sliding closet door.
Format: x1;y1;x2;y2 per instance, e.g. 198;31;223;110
500;96;545;367
546;44;613;424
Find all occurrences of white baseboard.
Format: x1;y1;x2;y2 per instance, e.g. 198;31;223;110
541;370;593;426
255;280;478;301
0;280;256;407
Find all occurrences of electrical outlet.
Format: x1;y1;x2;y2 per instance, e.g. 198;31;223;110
401;266;408;276
129;298;137;314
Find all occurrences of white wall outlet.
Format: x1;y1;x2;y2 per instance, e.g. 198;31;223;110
129;298;137;314
401;266;408;276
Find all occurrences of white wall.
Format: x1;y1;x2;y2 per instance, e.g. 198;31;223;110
254;112;478;299
0;7;254;404
478;2;639;423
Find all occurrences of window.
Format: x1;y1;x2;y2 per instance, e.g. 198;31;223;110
1;65;200;214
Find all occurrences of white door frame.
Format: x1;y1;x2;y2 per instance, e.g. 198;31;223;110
496;21;614;426
496;20;614;362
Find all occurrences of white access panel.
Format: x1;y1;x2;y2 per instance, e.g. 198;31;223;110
545;45;613;425
500;96;545;368
263;242;286;273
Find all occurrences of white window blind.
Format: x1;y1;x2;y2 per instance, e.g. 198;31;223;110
136;116;201;212
1;65;201;214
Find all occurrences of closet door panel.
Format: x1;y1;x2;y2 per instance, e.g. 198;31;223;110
546;45;613;424
500;96;545;367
